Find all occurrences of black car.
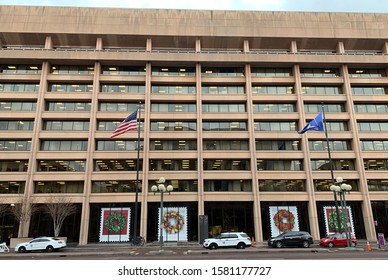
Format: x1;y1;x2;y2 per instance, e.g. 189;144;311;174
268;231;313;248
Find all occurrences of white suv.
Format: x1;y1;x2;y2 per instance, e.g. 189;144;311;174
203;232;252;249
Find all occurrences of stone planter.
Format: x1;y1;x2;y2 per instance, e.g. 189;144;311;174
10;237;30;249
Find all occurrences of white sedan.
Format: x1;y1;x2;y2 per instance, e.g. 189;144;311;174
15;237;66;253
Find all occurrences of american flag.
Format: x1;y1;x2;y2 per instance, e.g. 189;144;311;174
110;110;138;138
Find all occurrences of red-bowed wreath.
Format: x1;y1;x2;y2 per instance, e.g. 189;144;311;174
273;209;295;232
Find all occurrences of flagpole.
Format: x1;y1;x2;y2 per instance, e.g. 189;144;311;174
133;102;141;241
321;103;342;233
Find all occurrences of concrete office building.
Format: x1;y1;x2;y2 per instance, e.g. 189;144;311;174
0;5;388;245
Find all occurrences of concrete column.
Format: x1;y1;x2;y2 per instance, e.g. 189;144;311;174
290;41;298;53
195;39;201;53
336;41;345;54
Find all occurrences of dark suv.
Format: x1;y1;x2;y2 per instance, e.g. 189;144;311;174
268;231;313;248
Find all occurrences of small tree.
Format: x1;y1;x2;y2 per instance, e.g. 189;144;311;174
44;197;77;237
9;197;39;237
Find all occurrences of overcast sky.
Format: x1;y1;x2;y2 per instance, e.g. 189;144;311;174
0;0;388;13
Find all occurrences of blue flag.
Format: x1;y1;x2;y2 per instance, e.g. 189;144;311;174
298;112;324;134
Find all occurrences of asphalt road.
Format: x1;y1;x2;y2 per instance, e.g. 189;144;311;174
1;246;387;260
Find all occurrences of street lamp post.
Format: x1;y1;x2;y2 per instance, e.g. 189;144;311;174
330;177;353;247
151;177;173;253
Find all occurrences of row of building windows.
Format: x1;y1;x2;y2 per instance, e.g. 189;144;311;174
0;158;370;172
2;65;387;78
0;139;385;152
5;178;388;194
5;101;388;115
3;82;388;96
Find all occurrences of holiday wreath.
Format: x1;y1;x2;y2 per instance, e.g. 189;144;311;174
273;209;295;232
162;211;184;234
328;209;347;232
104;211;127;233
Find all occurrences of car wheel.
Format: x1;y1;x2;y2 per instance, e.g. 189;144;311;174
328;242;334;248
209;243;218;250
237;242;246;249
275;241;283;248
46;245;54;252
302;241;310;248
18;246;26;253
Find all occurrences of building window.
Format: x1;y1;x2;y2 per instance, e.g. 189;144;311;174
202;67;244;76
0;160;28;172
204;159;250;170
148;179;197;192
151;103;196;112
364;159;388;170
0;83;39;92
311;159;355;170
41;140;88;151
149;159;197;171
367;180;388;191
304;103;345;113
355;104;388;113
94;159;142;171
202;103;245;113
92;180;142;193
351;87;388;95
150;140;197;150
202;86;244;94
309;140;351;151
97;121;143;131
0;140;31;151
43;121;89;131
314;179;358;191
254;122;297;131
302;86;342;94
37;160;85;172
151;85;196;94
151;121;196;131
101;66;146;75
0;101;36;111
48;84;93;92
348;69;386;78
358;122;388;131
0;181;25;194
251;67;292;77
1;64;41;74
259;180;305;192
324;122;348;131
203;140;249;150
50;65;94;74
256;140;300;150
0;120;34;130
204;180;252;192
47;102;91;111
99;102;139;112
253;103;295;113
203;122;246;131
96;140;143;151
361;140;388;151
252;86;293;94
152;67;195;76
34;181;84;193
257;160;302;171
300;68;339;77
101;84;145;93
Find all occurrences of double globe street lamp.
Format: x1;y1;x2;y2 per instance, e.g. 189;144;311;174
330;177;353;247
151;177;173;253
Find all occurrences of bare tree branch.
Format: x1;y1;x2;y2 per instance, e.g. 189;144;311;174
44;197;77;237
8;196;39;237
0;198;9;218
